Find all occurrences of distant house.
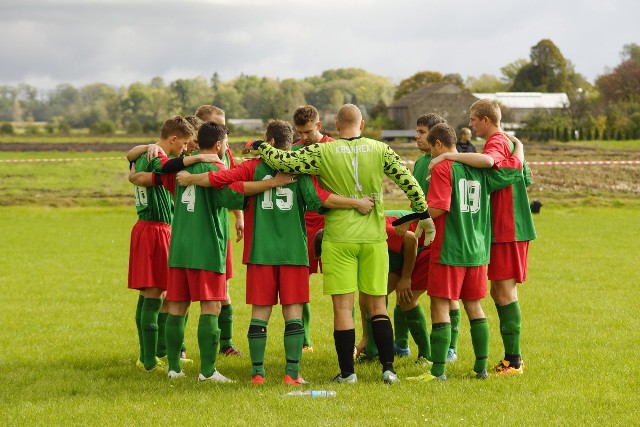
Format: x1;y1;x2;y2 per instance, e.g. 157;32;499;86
386;83;570;137
227;118;264;132
472;92;570;129
388;83;479;131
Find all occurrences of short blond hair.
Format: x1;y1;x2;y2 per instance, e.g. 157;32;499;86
195;105;225;122
160;115;195;140
470;99;501;126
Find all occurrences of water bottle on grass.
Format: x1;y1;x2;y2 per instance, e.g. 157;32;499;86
283;390;336;398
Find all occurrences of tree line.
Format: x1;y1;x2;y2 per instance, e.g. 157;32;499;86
1;39;639;140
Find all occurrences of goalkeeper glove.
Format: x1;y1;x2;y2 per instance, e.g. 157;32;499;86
415;218;435;245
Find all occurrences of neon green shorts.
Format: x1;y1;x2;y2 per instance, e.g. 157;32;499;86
321;241;389;296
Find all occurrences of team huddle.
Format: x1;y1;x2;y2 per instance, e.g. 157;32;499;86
126;100;536;385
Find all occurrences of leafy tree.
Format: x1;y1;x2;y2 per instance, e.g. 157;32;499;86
500;58;528;87
621;43;640;62
393;71;443;100
511;39;570;93
596;59;640;103
0;122;14;134
466;74;509;92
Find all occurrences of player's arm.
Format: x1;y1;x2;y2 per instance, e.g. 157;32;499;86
128;162;161;187
382;146;427;212
126;144;154;163
161;153;221;173
396;231;418;306
240;172;296;196
322;194;374;215
429;152;494;172
252;140;323;175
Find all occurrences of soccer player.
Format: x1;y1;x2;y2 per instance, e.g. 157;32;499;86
127;115;195;372
246;104;428;384
176;119;374;385
160;121;244;382
409;123;523;381
194;105;244;357
349;209;434;366
291;105;334;353
430;99;536;375
410;113;462;363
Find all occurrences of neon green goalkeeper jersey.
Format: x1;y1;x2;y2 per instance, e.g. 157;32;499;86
257;137;427;243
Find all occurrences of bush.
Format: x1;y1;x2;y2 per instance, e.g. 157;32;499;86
0;122;14;135
126;122;143;134
24;124;41;135
89;120;116;135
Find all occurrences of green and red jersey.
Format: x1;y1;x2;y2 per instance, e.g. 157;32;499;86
483;132;537;243
412;153;433;198
161;162;244;273
133;153;173;224
206;159;331;266
257;137;427;244
427;158;523;266
384;210;419;271
292;135;334;237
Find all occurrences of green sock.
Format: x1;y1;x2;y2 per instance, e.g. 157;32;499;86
198;314;220;378
449;309;461;353
156;312;168;358
497;301;522;358
470;318;490;373
218;304;234;349
364;313;378;357
166;314;186;373
302;303;312;347
393;304;409;349
248;319;268;377
284;319;304;379
181;313;189;354
135;295;144;363
141;297;162;370
430;323;451;377
405;305;430;360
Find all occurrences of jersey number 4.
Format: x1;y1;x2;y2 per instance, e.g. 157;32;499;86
181;185;196;212
459;179;481;214
261;175;293;211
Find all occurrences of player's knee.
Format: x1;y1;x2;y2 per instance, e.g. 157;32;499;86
284;321;304;332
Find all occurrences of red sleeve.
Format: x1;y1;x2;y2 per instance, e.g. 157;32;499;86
385;217;404;254
426;161;452;212
160;172;177;198
483;133;509;166
207;159;257;189
158;152;171;167
495;155;522;170
310;175;331;203
225;148;236;168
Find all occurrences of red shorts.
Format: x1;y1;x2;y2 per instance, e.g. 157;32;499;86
246;264;309;305
391;246;430;291
128;220;170;291
226;239;233;280
427;263;487;301
306;223;323;274
166;267;226;302
488;241;529;283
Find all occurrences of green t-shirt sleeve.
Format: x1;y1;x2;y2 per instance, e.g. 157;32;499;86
485;168;524;193
258;143;322;175
297;175;324;213
217;186;245;210
382;146;428;212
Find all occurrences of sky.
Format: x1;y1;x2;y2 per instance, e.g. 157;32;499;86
1;0;638;91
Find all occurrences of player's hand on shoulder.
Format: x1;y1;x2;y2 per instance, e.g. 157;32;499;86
147;144;164;161
273;172;296;187
176;171;191;186
428;154;447;172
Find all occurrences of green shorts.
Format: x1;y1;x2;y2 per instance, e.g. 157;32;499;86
321;241;389;296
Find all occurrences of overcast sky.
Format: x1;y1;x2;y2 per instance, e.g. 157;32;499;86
1;0;638;90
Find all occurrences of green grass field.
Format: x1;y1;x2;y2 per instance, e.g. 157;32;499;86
1;202;638;426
